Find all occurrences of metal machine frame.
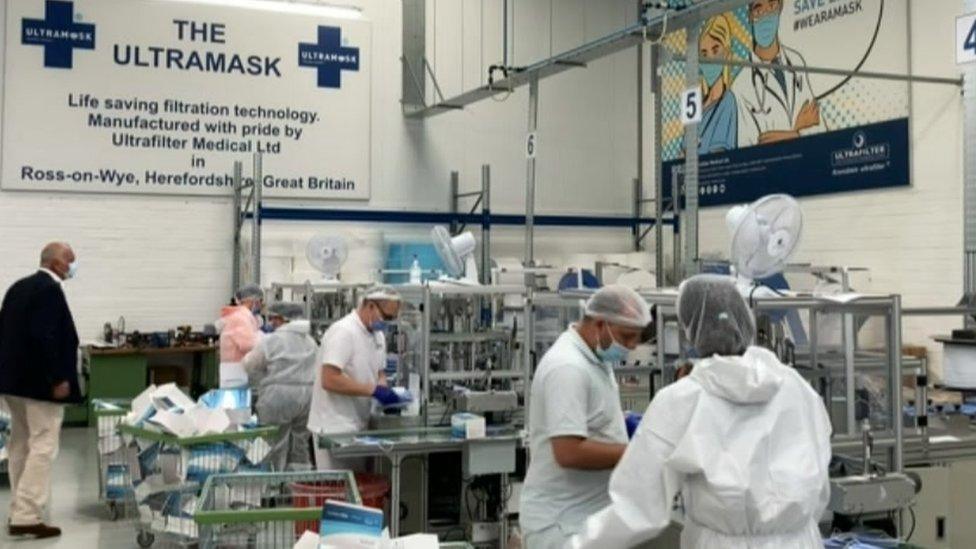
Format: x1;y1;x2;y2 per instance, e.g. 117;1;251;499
392;284;532;428
266;282;369;340
231;155;262;291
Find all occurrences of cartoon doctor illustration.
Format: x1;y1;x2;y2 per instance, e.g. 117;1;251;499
732;0;823;146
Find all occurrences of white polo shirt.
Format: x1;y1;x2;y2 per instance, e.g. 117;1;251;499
519;325;628;536
308;311;386;434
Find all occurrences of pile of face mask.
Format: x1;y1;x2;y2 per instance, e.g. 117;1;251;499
115;384;274;541
125;384;255;437
823;532;902;549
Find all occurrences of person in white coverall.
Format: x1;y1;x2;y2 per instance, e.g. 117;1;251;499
571;274;832;549
242;301;316;471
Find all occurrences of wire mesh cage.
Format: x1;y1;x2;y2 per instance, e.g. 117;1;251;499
118;424;279;548
135;482;201;548
91;398;133;520
195;470;362;549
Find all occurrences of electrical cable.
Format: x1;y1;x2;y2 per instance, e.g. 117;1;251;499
642;6;671;46
905;506;916;542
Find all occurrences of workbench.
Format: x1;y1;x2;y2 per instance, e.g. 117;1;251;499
318;426;521;542
77;345;218;426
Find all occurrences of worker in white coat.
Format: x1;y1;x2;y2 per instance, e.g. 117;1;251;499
308;286;409;470
571;274;832;549
731;0;823;147
520;285;651;549
242;301;316;471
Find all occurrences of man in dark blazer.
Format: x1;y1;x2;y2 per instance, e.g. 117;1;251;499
0;242;81;539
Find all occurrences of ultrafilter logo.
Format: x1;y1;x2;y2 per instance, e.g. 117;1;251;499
298;26;359;89
831;130;889;168
22;0;96;69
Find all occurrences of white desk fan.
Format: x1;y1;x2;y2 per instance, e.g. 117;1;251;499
306;234;348;283
726;194;803;296
431;225;480;285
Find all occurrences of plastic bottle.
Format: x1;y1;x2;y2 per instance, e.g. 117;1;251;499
409;255;422;284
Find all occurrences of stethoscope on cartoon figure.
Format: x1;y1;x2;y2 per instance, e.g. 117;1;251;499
743;0;885;118
746;55;803;117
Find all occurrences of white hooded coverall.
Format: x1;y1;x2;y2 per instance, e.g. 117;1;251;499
571;346;832;549
243;319;317;471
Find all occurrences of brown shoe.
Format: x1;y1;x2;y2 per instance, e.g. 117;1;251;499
8;523;62;539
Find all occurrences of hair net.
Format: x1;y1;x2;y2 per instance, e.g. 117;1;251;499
364;285;401;302
267;302;305;320
583;285;651;328
677;274;756;356
235;283;264;301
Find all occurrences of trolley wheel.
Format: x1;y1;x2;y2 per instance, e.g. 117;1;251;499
136;530;155;548
108;501;121;521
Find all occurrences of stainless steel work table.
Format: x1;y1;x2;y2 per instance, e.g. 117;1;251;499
318;426;522;542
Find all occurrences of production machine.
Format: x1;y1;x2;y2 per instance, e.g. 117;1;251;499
312;226;530;546
387;226;530;429
267;234;369;340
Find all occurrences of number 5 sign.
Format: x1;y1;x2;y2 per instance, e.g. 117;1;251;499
957;13;976;65
681;87;703;126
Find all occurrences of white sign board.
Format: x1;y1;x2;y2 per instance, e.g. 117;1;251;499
958;13;976;65
3;0;372;199
680;87;702;126
525;132;537;159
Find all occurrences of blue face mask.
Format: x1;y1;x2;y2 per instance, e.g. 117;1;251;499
370;320;387;332
595;325;630;364
752;13;780;48
66;261;78;280
700;62;723;88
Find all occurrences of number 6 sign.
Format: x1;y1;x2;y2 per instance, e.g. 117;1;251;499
681;87;703;126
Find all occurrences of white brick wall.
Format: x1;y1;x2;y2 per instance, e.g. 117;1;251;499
0;0;968;384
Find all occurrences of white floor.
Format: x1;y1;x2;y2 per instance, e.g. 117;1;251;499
0;427;135;548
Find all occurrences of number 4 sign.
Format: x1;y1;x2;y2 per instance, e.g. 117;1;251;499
681;87;703;126
957;13;976;65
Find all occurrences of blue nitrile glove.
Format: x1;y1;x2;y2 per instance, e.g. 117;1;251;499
260;324;274;334
372;385;401;406
625;411;643;439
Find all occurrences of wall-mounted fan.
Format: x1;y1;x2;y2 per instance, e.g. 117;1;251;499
306;234;348;283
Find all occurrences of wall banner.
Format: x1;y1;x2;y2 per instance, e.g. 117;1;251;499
659;0;910;206
3;0;372;199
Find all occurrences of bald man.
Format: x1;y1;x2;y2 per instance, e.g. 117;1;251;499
0;242;81;539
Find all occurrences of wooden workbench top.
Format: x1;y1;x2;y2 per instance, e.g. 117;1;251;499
85;344;217;356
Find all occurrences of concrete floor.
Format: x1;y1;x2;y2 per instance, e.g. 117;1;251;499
0;427;135;548
0;428;682;549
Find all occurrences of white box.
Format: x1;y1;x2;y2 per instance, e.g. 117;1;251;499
943;343;976;389
451;413;486;440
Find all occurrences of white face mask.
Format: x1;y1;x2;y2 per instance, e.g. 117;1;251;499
66;261;78;279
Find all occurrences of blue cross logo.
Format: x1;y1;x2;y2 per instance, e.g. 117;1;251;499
298;26;359;89
22;0;96;69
